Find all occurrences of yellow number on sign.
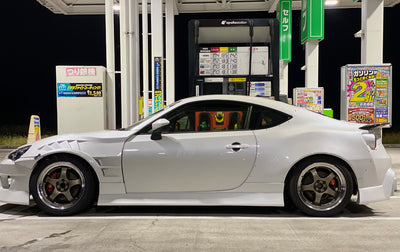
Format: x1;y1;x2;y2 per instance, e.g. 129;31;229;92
349;82;367;102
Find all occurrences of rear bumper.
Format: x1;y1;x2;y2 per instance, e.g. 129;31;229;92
358;168;396;204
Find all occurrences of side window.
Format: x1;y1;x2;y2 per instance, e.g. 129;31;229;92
167;110;195;132
142;100;251;134
250;105;292;130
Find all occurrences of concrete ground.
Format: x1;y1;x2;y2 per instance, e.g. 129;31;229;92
0;148;399;251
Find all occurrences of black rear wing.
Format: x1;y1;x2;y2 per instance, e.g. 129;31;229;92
359;123;389;131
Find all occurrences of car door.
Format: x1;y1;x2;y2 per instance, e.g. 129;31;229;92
122;100;257;193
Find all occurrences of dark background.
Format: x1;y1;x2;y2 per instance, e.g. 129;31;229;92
0;1;399;133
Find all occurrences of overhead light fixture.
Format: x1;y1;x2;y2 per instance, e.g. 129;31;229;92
113;3;120;11
325;0;338;6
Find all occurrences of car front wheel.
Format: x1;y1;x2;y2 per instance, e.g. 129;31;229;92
289;158;353;217
30;156;96;216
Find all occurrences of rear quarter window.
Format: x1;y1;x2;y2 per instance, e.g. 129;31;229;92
249;105;292;130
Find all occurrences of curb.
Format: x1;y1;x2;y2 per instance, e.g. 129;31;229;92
0;146;19;149
384;144;400;148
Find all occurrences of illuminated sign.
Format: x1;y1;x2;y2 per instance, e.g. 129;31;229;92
57;83;102;97
66;67;97;77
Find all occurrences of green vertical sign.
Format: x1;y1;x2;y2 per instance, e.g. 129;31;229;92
301;0;324;44
278;0;292;61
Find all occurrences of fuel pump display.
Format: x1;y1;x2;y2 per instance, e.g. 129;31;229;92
199;46;268;76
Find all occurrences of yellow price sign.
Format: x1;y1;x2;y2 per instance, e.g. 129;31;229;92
228;78;246;82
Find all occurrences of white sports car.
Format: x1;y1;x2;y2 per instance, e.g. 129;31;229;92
0;95;395;216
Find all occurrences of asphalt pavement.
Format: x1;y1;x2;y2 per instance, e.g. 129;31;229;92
0;148;399;251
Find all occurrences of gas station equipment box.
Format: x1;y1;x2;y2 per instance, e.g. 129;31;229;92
56;66;107;134
340;64;392;127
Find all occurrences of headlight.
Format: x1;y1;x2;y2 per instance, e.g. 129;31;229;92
8;145;31;161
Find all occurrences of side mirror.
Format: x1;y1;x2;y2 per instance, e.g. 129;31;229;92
151;118;170;140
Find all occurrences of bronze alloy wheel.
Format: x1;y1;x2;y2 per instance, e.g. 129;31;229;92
30;156;96;215
289;158;353;217
297;162;346;211
37;161;85;210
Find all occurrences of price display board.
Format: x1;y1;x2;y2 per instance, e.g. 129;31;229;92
340;64;392;127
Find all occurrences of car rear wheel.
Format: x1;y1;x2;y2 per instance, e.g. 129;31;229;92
289;158;353;217
30;156;96;216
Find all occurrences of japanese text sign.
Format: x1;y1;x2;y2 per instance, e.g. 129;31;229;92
278;0;292;61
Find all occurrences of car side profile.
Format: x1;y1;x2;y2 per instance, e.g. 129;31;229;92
0;95;395;217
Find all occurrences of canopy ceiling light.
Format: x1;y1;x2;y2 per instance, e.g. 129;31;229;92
325;0;339;6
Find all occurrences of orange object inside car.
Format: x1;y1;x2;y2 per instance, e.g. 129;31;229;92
195;111;243;131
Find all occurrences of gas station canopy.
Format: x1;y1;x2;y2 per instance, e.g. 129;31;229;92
37;0;400;15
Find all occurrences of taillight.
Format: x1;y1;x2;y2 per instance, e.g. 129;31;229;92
362;133;377;150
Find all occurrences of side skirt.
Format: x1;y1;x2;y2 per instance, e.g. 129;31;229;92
97;192;284;207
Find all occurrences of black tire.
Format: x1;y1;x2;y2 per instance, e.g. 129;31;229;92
289;157;353;217
30;156;97;216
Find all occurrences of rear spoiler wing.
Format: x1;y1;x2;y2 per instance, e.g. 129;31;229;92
359;123;389;130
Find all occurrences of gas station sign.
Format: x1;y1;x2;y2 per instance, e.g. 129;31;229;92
56;66;107;134
57;83;102;97
294;87;324;113
341;64;392;126
278;0;292;61
301;0;324;44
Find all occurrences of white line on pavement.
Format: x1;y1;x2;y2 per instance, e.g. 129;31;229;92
1;215;400;221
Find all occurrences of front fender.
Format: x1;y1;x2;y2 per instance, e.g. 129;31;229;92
30;150;105;183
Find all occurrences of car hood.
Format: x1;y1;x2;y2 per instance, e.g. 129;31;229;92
36;130;133;145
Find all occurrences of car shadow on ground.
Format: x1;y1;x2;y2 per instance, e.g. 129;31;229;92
0;200;375;218
86;201;375;218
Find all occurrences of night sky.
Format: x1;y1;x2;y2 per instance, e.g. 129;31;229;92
1;1;399;133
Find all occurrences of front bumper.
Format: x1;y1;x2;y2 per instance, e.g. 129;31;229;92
358;168;396;204
0;158;31;205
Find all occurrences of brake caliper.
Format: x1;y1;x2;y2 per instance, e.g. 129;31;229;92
50;172;57;179
47;183;54;193
330;179;337;190
46;172;57;193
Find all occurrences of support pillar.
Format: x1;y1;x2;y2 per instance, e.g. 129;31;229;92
128;0;139;123
133;0;140;122
361;0;384;64
279;60;289;98
120;0;131;127
142;0;149;117
165;0;176;105
105;0;116;129
151;0;163;113
305;40;319;88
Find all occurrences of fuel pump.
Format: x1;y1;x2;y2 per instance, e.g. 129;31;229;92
188;18;280;100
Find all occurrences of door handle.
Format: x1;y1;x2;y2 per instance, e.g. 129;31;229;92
226;142;249;152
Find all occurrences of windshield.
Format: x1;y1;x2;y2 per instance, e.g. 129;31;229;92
123;100;182;131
